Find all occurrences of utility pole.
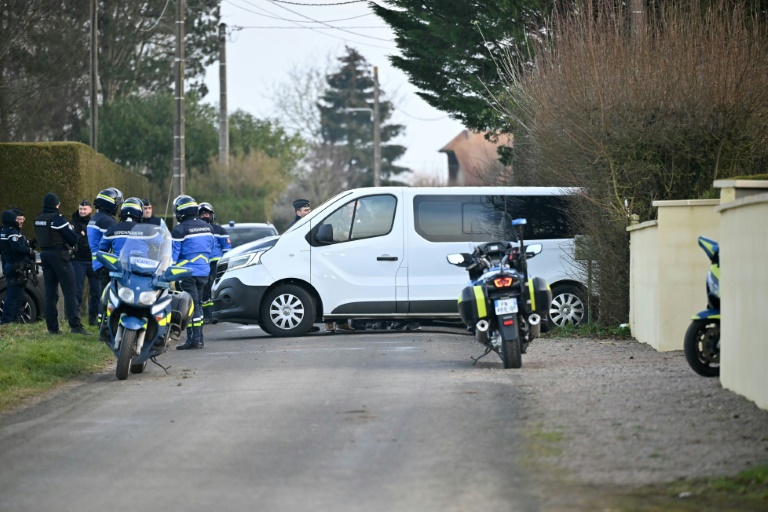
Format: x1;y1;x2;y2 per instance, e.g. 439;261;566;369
172;0;186;207
373;66;381;187
218;23;229;168
89;0;98;152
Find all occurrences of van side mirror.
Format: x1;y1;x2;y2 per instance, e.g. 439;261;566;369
96;251;121;272
525;243;542;258
446;253;471;267
315;224;333;245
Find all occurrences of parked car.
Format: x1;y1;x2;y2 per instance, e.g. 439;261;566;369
0;252;44;323
225;222;279;248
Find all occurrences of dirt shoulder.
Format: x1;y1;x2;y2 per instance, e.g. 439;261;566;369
515;336;768;510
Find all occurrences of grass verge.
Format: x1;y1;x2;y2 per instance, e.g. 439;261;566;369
542;322;633;339
0;321;112;412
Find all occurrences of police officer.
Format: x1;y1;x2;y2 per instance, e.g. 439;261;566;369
171;195;214;350
88;188;122;327
288;198;311;228
1;210;35;325
198;202;231;324
71;199;99;325
34;192;90;335
140;198;162;226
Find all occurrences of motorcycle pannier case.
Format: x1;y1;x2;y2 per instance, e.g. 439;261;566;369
457;285;488;328
525;277;552;317
170;290;193;331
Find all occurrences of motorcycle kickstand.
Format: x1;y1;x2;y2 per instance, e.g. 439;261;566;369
470;347;493;365
150;356;171;374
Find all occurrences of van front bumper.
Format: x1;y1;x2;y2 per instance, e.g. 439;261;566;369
212;277;266;324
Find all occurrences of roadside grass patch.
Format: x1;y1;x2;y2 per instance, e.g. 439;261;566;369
0;322;111;411
542;323;633;339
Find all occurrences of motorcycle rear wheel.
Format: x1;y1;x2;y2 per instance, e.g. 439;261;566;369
500;325;522;369
683;318;720;377
116;329;137;381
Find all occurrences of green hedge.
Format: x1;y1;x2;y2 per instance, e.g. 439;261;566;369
0;142;149;238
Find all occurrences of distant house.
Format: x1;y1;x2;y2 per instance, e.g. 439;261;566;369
439;130;512;186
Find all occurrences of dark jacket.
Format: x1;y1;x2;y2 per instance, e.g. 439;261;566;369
141;215;162;226
34;207;79;250
1;211;33;265
71;211;92;262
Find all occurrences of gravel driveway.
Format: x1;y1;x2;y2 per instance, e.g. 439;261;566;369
508;336;768;489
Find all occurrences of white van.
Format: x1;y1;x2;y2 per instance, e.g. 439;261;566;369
211;187;586;336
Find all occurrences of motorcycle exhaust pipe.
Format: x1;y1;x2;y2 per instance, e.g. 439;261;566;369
528;314;541;338
476;319;490;332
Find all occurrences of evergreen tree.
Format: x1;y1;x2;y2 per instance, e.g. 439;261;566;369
317;47;408;188
372;0;553;133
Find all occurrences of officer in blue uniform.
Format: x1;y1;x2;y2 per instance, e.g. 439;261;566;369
198;202;231;324
34;192;90;335
1;210;35;325
171;195;214;350
88;187;123;328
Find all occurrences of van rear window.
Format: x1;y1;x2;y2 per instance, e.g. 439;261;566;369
413;194;574;242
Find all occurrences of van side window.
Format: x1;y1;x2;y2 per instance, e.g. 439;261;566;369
414;194;574;242
318;195;397;244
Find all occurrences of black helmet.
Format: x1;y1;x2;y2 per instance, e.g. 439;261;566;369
198;202;215;223
94;188;124;215
173;195;199;222
119;197;143;221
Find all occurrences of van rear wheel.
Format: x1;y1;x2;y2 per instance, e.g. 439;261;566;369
260;285;315;337
548;284;587;328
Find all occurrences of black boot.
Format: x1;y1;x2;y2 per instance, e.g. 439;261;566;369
176;340;201;350
71;325;92;336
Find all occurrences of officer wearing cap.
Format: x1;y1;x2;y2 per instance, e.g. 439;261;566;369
34;192;90;335
288;198;311;228
71;199;99;325
140;198;162;226
1;209;35;325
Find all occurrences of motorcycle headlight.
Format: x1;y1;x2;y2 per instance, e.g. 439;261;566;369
228;250;266;271
138;290;159;305
117;285;135;303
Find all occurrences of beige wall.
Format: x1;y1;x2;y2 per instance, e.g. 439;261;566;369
716;194;768;410
628;200;720;351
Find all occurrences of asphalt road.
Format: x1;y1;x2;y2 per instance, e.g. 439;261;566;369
0;323;540;512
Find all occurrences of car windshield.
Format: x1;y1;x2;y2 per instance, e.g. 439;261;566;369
118;223;173;276
228;226;277;248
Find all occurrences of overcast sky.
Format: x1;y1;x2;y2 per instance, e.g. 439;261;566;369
202;0;466;180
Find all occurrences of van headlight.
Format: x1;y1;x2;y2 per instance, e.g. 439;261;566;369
228;250;266;271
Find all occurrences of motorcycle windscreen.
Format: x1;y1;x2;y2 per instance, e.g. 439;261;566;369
119;224;173;276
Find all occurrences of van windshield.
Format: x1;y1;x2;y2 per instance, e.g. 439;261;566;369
284;190;353;232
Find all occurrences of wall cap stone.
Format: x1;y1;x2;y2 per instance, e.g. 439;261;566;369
714;179;768;189
651;199;720;207
715;192;768;213
626;219;658;232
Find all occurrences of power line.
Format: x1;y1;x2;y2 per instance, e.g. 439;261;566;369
224;0;373;23
396;110;449;122
225;0;395;50
139;0;172;32
264;0;392;42
269;0;368;5
233;25;386;29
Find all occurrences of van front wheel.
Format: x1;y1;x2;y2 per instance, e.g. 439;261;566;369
260;285;316;337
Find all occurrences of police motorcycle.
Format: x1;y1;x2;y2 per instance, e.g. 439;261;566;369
683;236;720;377
446;216;552;369
95;223;194;380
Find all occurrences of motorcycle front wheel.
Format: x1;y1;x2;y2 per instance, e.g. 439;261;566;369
500;324;522;369
116;329;138;381
683;318;720;377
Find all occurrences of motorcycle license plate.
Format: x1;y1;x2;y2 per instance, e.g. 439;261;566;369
494;298;518;315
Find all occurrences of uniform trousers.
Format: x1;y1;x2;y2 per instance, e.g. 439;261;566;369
178;276;208;346
40;251;81;332
72;260;100;322
1;263;23;324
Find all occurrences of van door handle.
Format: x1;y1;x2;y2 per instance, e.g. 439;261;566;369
377;255;398;261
